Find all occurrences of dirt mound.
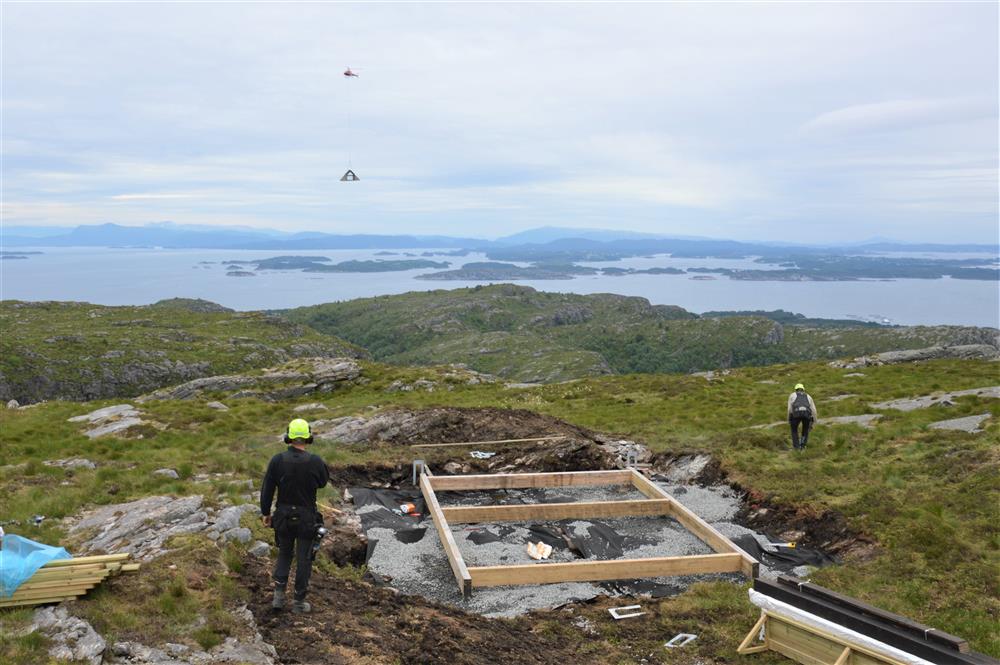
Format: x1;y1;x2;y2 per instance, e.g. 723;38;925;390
316;406;605;446
241;558;586;665
387;406;598;444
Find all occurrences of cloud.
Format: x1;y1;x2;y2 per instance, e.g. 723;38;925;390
1;2;997;242
800;97;996;136
110;193;197;201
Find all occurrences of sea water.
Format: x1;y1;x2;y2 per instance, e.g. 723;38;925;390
1;247;997;327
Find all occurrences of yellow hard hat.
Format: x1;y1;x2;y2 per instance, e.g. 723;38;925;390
286;418;311;440
794;383;805;391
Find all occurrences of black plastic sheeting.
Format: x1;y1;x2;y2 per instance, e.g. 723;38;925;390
731;534;836;571
349;487;427;551
463;520;656;561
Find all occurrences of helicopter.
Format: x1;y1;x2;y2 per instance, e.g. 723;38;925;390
343;67;359;78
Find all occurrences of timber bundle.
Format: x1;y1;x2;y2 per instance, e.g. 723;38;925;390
0;553;140;608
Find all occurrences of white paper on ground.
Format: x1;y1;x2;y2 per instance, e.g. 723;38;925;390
748;589;936;665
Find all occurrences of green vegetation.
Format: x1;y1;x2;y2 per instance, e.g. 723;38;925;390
285;284;996;381
1;356;997;661
0;299;365;403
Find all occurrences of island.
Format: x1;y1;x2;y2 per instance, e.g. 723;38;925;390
416;262;582;280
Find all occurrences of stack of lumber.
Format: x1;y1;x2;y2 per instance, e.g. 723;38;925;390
0;553;140;609
739;576;998;665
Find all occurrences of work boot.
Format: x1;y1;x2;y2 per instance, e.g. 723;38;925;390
292;599;311;614
271;586;286;610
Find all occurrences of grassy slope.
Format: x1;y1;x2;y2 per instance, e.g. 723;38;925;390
285;284;996;381
1;358;997;662
0;300;365;403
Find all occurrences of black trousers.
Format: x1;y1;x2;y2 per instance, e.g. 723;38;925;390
789;417;812;449
271;505;316;600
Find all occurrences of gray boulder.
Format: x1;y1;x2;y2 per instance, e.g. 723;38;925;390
871;386;1000;411
928;413;991;433
32;607;106;665
831;344;1000;369
153;468;180;479
67;495;208;560
44;457;97;470
68;404;140;423
140;358;361;402
223;527;252;544
205;401;229;411
248;540;270;557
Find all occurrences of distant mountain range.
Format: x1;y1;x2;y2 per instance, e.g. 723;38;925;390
3;222;996;255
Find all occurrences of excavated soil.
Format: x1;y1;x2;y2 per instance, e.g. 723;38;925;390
242;558;592;665
364;406;606;446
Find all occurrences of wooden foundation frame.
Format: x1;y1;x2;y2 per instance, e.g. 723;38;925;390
419;468;758;598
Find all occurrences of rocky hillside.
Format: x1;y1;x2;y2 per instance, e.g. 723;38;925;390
0;299;366;404
284;284;999;382
1;354;997;663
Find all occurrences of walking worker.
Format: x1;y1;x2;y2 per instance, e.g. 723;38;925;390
787;383;817;451
260;418;330;613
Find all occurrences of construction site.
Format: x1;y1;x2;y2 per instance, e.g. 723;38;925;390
5;390;999;665
238;407;996;665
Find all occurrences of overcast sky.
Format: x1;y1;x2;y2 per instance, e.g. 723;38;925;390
2;2;998;242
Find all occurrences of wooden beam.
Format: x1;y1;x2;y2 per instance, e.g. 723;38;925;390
411;436;565;449
42;554;130;568
834;646;852;665
468;552;743;587
30;566;121;582
4;584;96;602
32;562;121;576
0;595;81;608
419;473;472;599
442;499;671;524
737;613;768;655
629;469;758;578
18;574;110;591
429;469;633;491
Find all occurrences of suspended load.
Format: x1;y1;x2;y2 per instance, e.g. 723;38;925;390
342;67;360;180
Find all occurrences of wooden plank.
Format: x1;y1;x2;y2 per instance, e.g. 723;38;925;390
834;646;853;665
42;554;130;568
419;473;472;599
411;436;564;449
32;563;122;579
429;469;632;491
737;613;768;654
18;574;110;591
30;567;120;582
629;469;759;578
468;552;743;587
442;499;672;523
0;595;80;608
769;638;830;665
5;585;96;602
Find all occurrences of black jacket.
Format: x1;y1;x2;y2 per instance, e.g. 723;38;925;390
260;447;330;516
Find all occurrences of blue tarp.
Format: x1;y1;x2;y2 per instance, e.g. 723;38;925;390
0;534;72;598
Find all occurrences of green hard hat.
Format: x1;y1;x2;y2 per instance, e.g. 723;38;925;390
286;418;311;440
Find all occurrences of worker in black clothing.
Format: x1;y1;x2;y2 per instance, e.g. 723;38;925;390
260;418;330;613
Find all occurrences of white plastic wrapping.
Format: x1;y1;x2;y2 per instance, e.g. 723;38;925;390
748;588;936;665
